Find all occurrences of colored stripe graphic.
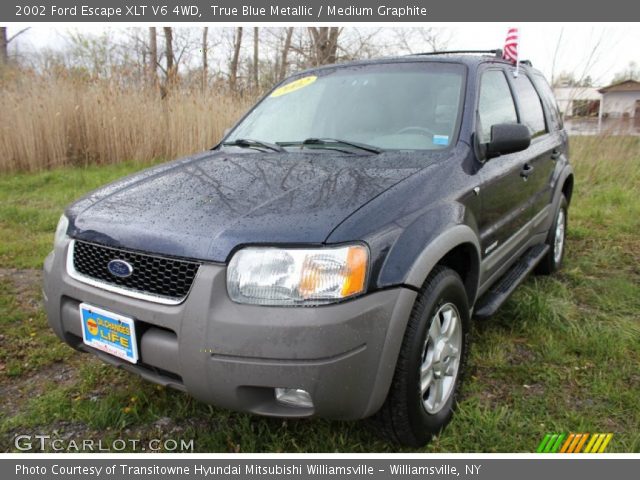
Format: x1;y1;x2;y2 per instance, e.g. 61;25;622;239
550;433;566;453
544;434;559;453
598;433;613;453
536;434;553;453
584;434;598;453
537;433;566;453
584;433;614;453
538;433;613;453
560;433;576;453
574;433;590;453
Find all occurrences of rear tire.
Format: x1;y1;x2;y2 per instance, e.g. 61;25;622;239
374;266;470;447
536;195;568;275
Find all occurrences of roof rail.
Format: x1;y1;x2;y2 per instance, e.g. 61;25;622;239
410;50;533;67
411;49;503;58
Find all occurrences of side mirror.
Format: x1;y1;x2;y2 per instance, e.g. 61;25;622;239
486;123;531;159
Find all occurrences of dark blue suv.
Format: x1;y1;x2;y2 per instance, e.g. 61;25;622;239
44;51;573;446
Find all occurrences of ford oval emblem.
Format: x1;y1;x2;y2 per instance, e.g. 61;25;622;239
107;259;133;278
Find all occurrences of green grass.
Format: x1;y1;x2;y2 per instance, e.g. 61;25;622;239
1;137;639;452
0;159;161;269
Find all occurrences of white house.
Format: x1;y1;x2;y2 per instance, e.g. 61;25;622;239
598;80;640;119
553;87;601;117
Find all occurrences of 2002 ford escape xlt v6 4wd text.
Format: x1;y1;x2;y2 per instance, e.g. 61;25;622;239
44;51;573;447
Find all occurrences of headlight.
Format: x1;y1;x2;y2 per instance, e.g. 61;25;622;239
54;214;69;247
227;244;369;305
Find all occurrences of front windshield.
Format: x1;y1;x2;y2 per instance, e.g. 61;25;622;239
226;62;465;151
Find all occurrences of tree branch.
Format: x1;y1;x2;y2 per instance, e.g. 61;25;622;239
8;27;30;44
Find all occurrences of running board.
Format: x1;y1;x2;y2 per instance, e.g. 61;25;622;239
474;244;549;319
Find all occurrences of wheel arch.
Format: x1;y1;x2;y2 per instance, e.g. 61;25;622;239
561;173;574;205
404;225;481;307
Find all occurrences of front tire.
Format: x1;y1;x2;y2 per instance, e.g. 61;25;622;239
375;266;470;447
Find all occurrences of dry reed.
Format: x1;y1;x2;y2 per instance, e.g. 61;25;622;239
0;74;252;172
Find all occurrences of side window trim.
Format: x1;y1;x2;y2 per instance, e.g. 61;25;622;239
506;69;549;138
531;72;563;131
475;66;520;145
525;74;551;133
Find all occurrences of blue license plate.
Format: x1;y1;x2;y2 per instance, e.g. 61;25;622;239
80;303;138;363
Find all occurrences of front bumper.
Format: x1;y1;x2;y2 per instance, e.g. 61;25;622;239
44;239;416;420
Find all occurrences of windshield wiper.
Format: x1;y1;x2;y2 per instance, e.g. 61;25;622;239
222;138;286;153
279;138;384;154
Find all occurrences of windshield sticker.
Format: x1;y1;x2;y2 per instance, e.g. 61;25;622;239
433;135;449;146
270;76;318;97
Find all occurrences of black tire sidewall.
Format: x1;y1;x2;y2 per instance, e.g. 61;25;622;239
404;271;470;441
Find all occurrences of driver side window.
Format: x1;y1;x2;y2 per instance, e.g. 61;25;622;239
478;70;518;144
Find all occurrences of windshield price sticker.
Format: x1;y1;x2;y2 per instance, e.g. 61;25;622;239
270;76;318;97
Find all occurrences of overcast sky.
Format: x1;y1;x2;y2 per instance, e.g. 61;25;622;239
8;23;640;86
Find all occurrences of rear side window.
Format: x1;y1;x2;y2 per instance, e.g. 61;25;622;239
512;75;547;137
478;70;518;144
532;73;563;131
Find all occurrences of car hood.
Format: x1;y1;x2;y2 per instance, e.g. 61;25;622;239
67;150;430;262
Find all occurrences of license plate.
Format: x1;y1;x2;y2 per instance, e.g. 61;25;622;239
80;303;138;364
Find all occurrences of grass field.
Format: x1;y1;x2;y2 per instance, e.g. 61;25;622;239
0;136;638;452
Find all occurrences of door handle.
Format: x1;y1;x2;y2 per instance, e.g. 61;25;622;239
550;149;562;160
520;163;534;180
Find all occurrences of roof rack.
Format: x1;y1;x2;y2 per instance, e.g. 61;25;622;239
412;49;503;58
410;50;533;67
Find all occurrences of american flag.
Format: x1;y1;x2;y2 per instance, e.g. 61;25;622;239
503;28;519;64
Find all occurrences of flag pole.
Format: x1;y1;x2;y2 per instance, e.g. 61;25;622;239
503;27;520;78
514;29;520;78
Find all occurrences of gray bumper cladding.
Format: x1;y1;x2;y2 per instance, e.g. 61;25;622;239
44;239;417;420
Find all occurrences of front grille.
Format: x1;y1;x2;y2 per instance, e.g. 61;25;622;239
72;240;200;302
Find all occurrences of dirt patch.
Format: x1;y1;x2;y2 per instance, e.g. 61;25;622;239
0;361;79;419
0;268;43;313
468;367;515;408
507;341;537;365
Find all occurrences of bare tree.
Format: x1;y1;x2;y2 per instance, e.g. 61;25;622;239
393;27;450;55
307;27;341;66
612;61;640;83
66;30;119;78
0;28;7;65
417;28;450;52
202;27;209;92
164;27;175;79
278;27;294;81
337;28;383;61
229;27;243;91
253;27;259;89
148;27;158;86
0;27;31;65
553;71;578;88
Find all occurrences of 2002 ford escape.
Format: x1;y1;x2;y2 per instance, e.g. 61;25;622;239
44;51;573;446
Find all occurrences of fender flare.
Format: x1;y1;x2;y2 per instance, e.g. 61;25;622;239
404;224;481;301
544;164;574;232
554;164;574;207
